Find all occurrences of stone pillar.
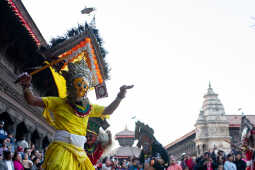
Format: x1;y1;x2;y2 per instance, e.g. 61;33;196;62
12;118;23;137
7;108;23;136
0;100;6;113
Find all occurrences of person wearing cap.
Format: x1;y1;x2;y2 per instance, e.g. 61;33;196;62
84;117;112;166
233;152;246;170
224;154;236;170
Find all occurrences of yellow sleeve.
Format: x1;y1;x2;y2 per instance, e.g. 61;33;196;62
90;104;109;119
41;97;63;127
42;97;63;112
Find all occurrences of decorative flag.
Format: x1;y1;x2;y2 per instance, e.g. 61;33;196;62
95;82;108;99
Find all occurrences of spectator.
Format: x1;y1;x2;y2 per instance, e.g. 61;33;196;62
16;137;28;150
129;157;142;170
23;148;31;158
7;135;15;154
234;152;246;170
216;150;225;167
0;120;46;170
22;153;32;170
121;161;128;169
13;152;24;170
0;121;8;140
181;153;195;170
102;157;111;170
16;146;24;159
0;140;9;156
0;150;14;170
224;154;236;170
37;162;43;170
217;164;223;170
137;163;143;170
196;152;217;170
167;155;182;170
31;157;40;170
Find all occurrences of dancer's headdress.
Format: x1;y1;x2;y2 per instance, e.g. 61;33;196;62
135;121;155;148
61;59;93;88
87;117;110;135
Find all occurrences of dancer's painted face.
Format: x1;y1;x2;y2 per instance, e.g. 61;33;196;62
86;132;98;145
73;77;89;98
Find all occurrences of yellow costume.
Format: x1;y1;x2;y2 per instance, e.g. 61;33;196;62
41;97;107;170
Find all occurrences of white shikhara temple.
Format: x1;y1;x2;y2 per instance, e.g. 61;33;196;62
165;83;255;159
195;83;231;153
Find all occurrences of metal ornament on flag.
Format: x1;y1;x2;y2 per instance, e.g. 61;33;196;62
95;82;108;99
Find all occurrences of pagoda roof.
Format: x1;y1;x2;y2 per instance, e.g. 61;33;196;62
115;128;135;139
111;146;141;158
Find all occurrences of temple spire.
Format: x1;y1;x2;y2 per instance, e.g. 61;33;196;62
202;83;225;116
206;81;215;96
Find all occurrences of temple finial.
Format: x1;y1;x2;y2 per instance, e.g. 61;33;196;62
209;81;212;89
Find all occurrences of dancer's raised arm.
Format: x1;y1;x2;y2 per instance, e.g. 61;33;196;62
103;85;134;115
16;72;45;108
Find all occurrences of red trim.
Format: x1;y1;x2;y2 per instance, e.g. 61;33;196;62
114;156;129;159
115;136;134;139
7;0;41;46
229;124;241;127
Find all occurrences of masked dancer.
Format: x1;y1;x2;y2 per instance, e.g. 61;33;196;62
17;59;133;170
85;117;112;167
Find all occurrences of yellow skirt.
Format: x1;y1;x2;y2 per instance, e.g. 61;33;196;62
42;141;95;170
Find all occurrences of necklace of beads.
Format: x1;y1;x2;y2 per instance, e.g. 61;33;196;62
69;103;91;117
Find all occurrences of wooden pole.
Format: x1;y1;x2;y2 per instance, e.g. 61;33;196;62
30;56;67;76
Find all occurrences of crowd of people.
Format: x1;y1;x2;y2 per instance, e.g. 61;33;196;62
167;150;247;170
93;157;144;170
0;121;44;170
0;118;250;170
92;149;249;170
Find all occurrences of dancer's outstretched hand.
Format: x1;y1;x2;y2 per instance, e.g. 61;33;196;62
118;85;134;99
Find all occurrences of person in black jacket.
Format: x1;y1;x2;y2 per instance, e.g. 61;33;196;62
196;152;218;170
135;121;169;170
234;152;246;170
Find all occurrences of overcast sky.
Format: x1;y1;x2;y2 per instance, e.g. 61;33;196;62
22;0;255;146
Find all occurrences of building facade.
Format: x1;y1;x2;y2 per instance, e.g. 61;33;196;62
0;0;55;148
165;84;255;159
